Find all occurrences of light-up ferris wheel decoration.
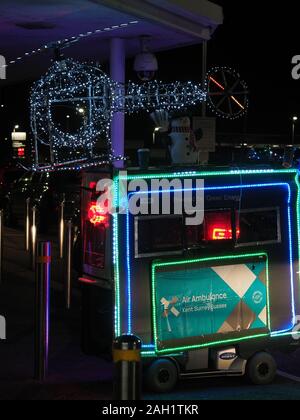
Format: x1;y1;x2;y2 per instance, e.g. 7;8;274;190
206;66;249;119
30;60;248;171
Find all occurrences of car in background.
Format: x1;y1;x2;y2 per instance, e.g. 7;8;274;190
4;171;81;233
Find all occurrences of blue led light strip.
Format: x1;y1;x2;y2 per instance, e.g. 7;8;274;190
125;182;295;343
119;168;297;181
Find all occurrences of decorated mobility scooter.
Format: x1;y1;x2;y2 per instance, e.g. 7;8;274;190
26;2;300;393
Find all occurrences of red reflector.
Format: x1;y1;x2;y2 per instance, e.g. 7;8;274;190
79;277;97;285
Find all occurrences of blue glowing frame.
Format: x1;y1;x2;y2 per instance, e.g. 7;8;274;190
112;172;300;354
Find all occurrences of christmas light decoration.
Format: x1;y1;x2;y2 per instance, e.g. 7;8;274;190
112;169;300;351
30;60;248;171
31;59;115;148
206;66;249;120
30;59;209;170
1;20;140;172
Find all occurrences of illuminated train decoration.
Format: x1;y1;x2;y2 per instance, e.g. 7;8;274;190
30;59;248;171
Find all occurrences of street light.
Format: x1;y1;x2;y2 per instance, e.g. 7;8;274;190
13;125;19;132
283;116;298;168
292;116;298;145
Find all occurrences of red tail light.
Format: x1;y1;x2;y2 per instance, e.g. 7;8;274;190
88;202;109;228
89;181;97;190
17;148;25;157
204;211;240;241
211;227;241;240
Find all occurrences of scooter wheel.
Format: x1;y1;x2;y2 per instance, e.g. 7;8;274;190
246;352;277;385
145;358;178;393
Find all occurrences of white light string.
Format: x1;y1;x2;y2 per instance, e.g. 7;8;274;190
0;20;139;71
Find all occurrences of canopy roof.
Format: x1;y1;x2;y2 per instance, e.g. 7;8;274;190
0;0;223;83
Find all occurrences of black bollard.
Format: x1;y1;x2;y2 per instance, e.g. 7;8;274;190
0;210;3;284
30;205;37;271
34;241;51;381
113;335;142;400
65;220;72;310
59;195;65;259
25;198;30;251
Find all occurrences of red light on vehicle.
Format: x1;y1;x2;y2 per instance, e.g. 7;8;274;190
212;228;240;240
212;228;231;240
89;181;97;190
17;148;25;157
88;202;109;227
205;211;240;241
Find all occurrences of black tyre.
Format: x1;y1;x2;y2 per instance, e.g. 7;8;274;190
246;352;277;385
145;358;178;393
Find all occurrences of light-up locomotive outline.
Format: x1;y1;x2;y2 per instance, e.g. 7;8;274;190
30;59;248;171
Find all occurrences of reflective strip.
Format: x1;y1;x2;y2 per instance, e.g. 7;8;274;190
113;349;141;363
37;256;51;264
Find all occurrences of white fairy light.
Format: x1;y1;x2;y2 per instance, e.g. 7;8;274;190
0;20;140;72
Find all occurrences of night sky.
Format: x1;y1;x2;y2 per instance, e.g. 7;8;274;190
1;1;300;147
154;0;300;139
211;0;300;138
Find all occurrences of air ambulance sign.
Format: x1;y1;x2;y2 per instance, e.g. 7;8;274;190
152;254;269;352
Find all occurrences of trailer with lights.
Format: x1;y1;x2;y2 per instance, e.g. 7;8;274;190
79;166;300;392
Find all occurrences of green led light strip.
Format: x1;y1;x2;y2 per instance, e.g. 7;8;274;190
141;351;157;357
120;168;297;181
113;176;121;337
155;333;270;355
296;175;300;293
152;253;270;355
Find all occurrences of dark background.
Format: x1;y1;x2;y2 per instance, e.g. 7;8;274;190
0;0;299;153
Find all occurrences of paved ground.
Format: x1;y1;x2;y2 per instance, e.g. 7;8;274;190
1;228;300;400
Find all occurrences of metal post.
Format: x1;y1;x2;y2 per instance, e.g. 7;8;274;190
110;38;125;168
31;206;37;271
25;198;30;251
0;210;3;284
292;121;296;145
34;241;51;381
65;220;72;310
202;41;208;118
113;335;142;400
59;195;65;259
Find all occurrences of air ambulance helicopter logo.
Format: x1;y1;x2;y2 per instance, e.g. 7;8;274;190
161;297;180;333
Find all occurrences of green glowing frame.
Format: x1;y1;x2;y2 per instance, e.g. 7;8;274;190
151;253;270;354
112;168;300;356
